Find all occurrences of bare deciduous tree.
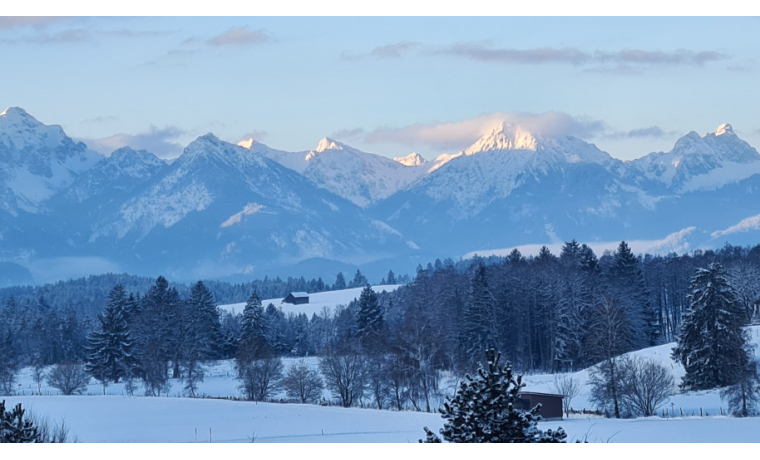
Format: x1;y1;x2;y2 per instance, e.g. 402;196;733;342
319;341;368;407
46;363;90;396
236;355;283;402
282;359;324;404
617;356;675;417
552;374;580;417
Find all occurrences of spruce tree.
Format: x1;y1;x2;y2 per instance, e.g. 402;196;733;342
238;291;269;360
461;264;497;366
0;401;41;443
84;285;137;385
421;350;566;443
356;284;383;338
186;281;222;360
334;272;347;290
350;269;368;288
609;241;657;347
672;262;749;390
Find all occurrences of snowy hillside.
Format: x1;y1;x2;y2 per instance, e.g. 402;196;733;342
522;326;760;419
218;284;404;316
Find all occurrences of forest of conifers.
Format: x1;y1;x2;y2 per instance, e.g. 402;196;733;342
1;240;760;383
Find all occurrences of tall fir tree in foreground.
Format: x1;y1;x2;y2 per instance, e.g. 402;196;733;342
421;350;566;443
672;263;750;390
84;285;137;386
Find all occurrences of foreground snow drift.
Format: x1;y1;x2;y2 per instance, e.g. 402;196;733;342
4;395;760;443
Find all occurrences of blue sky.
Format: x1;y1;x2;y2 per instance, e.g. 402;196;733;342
1;14;759;161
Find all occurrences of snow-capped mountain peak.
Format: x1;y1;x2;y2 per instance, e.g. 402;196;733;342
237;138;255;149
0;106;70;150
393;152;427;166
630;123;760;192
714;123;734;137
1;106;36;122
464;123;539;155
314;137;344;154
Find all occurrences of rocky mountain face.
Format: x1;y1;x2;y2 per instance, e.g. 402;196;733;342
3;107;760;283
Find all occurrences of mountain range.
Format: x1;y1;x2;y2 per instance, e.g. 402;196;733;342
2;107;759;285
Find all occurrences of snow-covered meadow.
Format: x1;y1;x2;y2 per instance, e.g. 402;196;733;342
5;328;760;443
217;285;404;316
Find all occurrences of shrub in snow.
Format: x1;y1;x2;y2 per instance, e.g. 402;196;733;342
618;356;675;417
237;355;283;402
46;363;90;396
421;350;566;443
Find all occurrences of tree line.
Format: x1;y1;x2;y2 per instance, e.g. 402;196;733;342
1;240;760;414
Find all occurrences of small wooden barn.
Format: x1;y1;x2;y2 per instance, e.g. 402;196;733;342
282;292;309;305
516;391;565;420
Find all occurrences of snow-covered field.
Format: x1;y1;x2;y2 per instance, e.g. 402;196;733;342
217;285;403;316
5;328;760;443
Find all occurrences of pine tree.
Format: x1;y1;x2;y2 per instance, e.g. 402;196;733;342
672;263;750;390
609;241;657;347
0;401;41;443
84;285;137;386
386;270;397;285
185;281;222;360
334;272;347;290
560;239;581;267
356;284;383;338
350;269;368;288
421;350;566;443
238;291;269;361
461;265;497;366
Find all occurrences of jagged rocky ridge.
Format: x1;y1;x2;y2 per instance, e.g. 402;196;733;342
2;108;760;283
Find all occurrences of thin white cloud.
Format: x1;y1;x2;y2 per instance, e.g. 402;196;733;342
464;227;697;259
364;112;606;151
331;128;365;142
80;125;186;159
605;126;677;140
439;42;590;65
435;43;728;71
208;26;272;46
0;17;64;30
711;214;760;239
342;41;420;60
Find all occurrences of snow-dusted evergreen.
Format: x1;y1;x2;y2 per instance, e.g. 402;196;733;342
0;400;40;443
84;285;138;387
672;262;750;390
422;350;566;443
356;284;383;339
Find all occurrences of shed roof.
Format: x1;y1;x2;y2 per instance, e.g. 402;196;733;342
289;292;309;298
520;391;566;399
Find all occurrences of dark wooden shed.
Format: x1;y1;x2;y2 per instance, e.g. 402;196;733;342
516;391;565;420
282;292;309;305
